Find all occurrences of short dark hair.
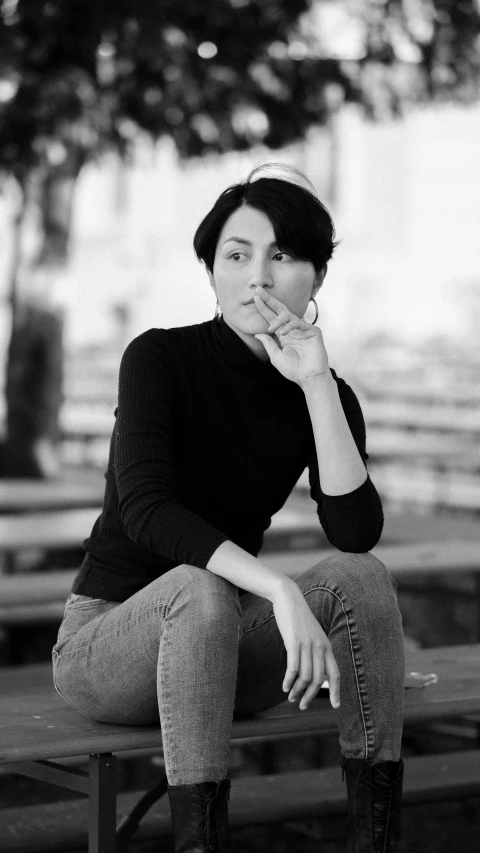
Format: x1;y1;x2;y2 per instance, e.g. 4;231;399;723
193;164;339;274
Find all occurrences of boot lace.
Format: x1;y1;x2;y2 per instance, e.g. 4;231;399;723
194;784;229;852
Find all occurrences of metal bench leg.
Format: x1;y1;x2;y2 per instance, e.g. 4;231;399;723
89;753;117;853
116;773;168;851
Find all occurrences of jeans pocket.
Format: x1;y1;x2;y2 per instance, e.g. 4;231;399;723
65;593;112;610
52;654;97;718
53;594;117;655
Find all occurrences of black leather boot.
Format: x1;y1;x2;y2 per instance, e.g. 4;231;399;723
167;779;232;852
342;757;404;852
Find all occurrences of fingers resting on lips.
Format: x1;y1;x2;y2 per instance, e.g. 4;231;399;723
253;286;301;336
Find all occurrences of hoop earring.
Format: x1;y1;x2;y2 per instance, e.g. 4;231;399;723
214;300;222;319
306;297;318;325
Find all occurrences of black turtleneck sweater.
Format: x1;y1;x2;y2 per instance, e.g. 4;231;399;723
72;316;383;602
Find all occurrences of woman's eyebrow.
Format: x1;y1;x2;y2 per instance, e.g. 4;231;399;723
222;237;278;247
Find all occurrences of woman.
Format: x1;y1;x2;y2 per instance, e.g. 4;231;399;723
52;165;405;852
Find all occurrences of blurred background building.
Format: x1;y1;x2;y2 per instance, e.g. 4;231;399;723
2;98;476;353
1;0;480;489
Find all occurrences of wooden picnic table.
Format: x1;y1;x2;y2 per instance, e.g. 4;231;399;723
61;409;113;440
369;466;480;513
265;539;480;578
2;538;480;599
2;494;480;559
0;508;98;552
362;400;480;436
3;454;473;517
0;505;329;556
366;430;480;466
0;480;105;514
359;382;480;407
2;540;480;631
61;404;480;440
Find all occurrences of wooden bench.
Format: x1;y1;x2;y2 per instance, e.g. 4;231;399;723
362;399;480;438
0;504;329;573
2;540;480;631
1;645;480;852
0;480;105;514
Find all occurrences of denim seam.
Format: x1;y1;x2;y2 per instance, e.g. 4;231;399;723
241;611;276;637
65;599;110;610
52;669;97;718
240;583;371;761
56;601;171;657
304;583;371;761
158;602;176;780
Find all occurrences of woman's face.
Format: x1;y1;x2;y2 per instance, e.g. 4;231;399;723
209;204;323;353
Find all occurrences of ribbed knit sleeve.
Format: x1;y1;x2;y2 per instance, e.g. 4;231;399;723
307;372;384;552
114;331;229;567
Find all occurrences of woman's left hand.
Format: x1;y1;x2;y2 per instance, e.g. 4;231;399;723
253;286;329;387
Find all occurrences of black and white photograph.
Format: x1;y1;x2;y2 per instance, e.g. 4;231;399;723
1;2;480;851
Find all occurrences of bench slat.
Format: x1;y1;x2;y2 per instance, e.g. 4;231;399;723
1;539;480;612
264;540;480;577
0;505;326;552
1;646;480;764
0;603;66;625
0;571;75;606
0;480;105;514
1;751;479;852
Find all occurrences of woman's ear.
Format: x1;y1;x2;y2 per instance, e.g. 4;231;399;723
312;265;327;299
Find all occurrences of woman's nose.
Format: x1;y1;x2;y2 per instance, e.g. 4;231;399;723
249;259;273;288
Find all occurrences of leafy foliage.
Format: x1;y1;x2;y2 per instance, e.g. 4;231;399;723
1;1;479;179
359;0;480;103
0;0;329;176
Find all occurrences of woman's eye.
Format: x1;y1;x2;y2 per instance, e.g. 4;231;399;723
229;252;246;261
273;251;292;261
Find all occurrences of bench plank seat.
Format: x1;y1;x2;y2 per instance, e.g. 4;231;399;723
1;645;479;852
1;646;480;764
1;751;480;852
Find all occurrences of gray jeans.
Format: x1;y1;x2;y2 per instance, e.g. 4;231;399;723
52;551;404;785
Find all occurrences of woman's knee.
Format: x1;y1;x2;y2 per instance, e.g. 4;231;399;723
302;551;398;615
164;564;241;628
340;551;395;589
306;549;390;583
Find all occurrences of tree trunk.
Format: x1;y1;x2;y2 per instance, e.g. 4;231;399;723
3;302;64;478
1;162;80;478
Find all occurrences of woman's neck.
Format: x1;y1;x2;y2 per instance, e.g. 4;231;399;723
222;316;270;362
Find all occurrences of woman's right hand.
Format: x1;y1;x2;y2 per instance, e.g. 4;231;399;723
272;581;340;711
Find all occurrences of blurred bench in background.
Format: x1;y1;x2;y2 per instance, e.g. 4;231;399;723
362;400;480;437
1;539;480;638
2;477;480;662
0;480;105;514
0;503;329;573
